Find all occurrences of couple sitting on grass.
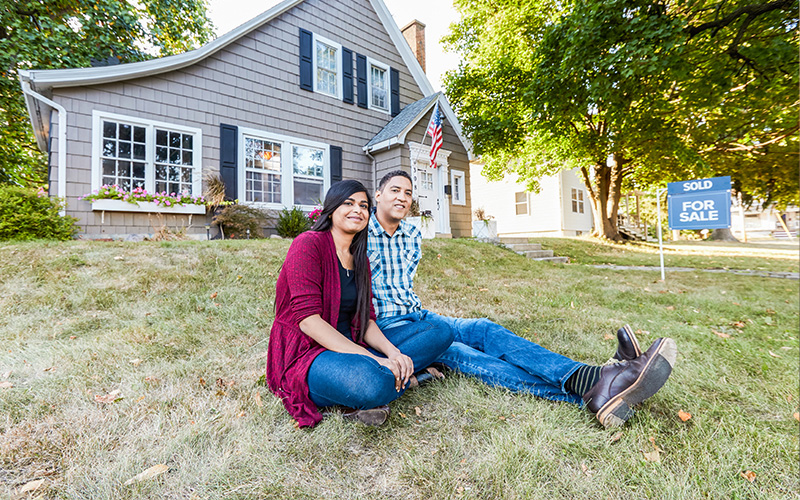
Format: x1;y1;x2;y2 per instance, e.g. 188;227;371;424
267;171;677;429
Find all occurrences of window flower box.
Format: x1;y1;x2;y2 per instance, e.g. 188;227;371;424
90;199;206;214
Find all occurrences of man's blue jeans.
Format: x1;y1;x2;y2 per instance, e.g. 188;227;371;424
377;310;583;405
307;319;454;409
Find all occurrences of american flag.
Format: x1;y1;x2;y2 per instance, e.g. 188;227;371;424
426;102;443;168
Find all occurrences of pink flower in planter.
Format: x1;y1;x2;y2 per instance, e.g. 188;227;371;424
165;200;171;206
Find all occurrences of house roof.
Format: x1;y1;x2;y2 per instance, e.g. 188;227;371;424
364;92;439;151
19;0;472;158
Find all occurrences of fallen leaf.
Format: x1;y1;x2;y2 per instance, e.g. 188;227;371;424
199;377;206;386
732;302;741;306
581;462;591;476
237;275;243;280
610;432;623;443
0;381;14;389
399;412;407;418
414;406;422;416
43;366;55;372
678;410;692;422
732;321;746;328
642;449;661;462
768;351;781;358
436;253;441;260
94;389;122;404
479;288;488;292
570;301;575;309
124;464;169;485
740;470;756;483
18;478;45;494
69;336;77;340
114;256;124;261
766;308;776;315
603;333;614;341
636;329;650;335
237;411;246;417
144;376;159;383
254;392;263;407
711;329;731;338
130;359;142;367
666;306;675;311
135;395;145;402
498;415;506;421
210;292;217;299
793;412;798;422
648;436;661;451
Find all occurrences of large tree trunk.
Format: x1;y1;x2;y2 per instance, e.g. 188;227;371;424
580;158;625;241
709;227;739;241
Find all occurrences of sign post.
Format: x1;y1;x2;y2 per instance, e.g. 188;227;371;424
656;188;667;280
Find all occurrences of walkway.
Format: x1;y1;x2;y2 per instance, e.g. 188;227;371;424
588;264;798;280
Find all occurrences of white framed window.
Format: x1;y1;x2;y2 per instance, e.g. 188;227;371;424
239;127;329;210
515;191;529;215
420;171;434;191
571;188;585;213
450;170;466;205
91;111;202;197
313;33;342;99
367;57;390;113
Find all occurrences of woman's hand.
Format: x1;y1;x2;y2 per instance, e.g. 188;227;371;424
376;352;414;391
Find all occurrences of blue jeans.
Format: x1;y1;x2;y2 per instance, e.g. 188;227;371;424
307;319;454;409
377;310;583;404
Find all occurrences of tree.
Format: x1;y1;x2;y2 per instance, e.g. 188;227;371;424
0;0;215;187
444;0;797;240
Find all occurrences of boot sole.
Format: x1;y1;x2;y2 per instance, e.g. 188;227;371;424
343;407;390;426
598;337;677;428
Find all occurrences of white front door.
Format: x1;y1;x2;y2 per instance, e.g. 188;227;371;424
416;162;438;222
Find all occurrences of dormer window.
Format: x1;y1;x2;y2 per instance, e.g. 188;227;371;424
368;58;390;112
312;34;342;99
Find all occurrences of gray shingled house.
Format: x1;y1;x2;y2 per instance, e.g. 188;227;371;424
19;0;473;239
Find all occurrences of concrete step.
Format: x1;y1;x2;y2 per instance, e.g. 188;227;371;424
505;243;543;252
499;237;530;245
521;250;554;259
532;256;569;264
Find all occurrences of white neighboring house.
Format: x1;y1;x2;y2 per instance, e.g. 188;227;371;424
730;200;799;239
470;164;593;237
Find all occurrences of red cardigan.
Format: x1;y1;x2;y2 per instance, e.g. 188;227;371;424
266;230;375;427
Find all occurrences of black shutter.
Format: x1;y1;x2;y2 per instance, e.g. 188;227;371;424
330;146;343;183
299;28;313;91
356;54;368;108
219;124;238;201
342;48;353;104
390;67;400;116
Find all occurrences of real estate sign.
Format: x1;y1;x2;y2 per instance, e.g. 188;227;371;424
667;176;731;230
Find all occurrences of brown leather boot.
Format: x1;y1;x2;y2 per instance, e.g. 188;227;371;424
583;337;677;428
341;405;390;426
613;324;643;361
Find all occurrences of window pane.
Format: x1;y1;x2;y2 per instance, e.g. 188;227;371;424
169;148;181;164
294;179;323;206
102;159;115;177
156;181;167;193
182;134;193;150
117;161;131;178
169;131;181;148
103;121;116;138
133;163;145;179
119;124;131;141
156;129;168;146
156;146;168;163
133;143;146;160
156;164;168;182
516;203;527;215
133;126;146;143
293;145;324;178
102;140;116;157
515;192;526;203
371;65;387;109
118;142;131;159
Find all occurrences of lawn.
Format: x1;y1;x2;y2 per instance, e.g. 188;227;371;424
1;237;797;499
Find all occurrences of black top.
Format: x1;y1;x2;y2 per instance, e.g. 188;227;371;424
336;259;357;336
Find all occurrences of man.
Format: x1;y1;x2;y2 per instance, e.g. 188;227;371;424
367;170;677;428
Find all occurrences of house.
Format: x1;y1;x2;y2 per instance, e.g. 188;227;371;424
470;165;593;237
19;0;473;239
730;200;799;239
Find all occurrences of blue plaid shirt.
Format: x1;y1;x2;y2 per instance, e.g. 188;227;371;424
367;214;422;320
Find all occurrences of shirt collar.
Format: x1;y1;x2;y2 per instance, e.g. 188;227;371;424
369;213;412;238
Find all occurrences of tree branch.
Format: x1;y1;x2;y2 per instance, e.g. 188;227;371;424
687;0;791;37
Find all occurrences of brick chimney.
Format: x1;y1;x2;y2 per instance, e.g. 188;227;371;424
401;20;426;73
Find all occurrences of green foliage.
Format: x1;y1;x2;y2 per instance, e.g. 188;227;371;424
276;207;310;238
0;0;215;187
0;186;78;240
445;0;798;236
212;205;269;239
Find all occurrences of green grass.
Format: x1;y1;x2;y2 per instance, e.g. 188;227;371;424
1;238;797;499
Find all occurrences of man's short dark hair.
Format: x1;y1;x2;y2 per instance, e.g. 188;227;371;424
377;170;412;191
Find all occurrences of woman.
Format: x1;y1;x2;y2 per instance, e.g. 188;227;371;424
266;180;453;427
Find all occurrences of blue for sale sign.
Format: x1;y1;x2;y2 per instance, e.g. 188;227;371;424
667;176;731;230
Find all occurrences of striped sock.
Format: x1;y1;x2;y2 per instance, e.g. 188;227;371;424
565;365;602;396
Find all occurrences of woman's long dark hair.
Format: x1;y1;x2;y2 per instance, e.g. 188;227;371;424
310;180;373;342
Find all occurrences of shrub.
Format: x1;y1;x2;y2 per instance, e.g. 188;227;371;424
0;185;78;241
212;204;269;239
276;207;309;238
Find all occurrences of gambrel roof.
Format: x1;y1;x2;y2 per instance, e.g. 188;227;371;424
19;0;472;157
